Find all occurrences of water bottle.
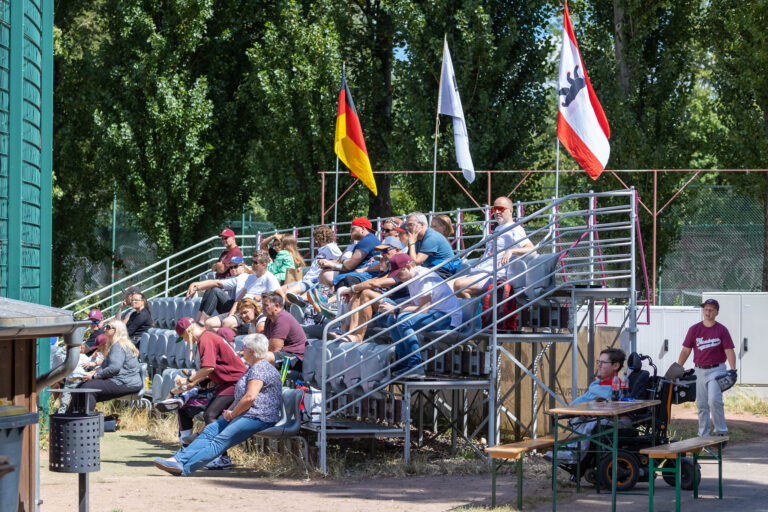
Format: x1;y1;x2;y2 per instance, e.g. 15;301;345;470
620;371;629;399
611;372;620;401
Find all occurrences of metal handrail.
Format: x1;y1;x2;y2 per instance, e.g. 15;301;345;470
315;190;637;472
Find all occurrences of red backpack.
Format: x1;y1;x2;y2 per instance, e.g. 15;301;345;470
481;280;518;332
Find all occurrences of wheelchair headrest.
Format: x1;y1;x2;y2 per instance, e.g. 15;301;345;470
628;352;643;371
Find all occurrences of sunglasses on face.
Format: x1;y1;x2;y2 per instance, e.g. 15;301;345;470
382;228;395;233
383;247;398;254
491;206;509;213
105;324;114;330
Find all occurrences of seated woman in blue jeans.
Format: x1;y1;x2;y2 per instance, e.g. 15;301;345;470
154;333;282;476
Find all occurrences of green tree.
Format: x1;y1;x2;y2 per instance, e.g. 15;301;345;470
708;0;768;290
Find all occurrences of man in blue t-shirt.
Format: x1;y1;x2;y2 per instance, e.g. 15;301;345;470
405;212;459;276
318;217;380;287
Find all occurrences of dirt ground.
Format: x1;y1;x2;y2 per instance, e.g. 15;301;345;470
39;409;768;512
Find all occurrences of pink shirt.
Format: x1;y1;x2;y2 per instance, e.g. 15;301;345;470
683;322;734;367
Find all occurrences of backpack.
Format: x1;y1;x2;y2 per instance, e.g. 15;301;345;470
481;280;518;332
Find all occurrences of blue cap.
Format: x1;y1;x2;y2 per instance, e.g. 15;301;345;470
229;256;245;266
375;236;405;251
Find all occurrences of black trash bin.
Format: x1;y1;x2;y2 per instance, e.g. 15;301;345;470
48;389;103;511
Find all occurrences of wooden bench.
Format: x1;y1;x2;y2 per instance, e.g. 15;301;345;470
640;435;729;512
486;437;557;509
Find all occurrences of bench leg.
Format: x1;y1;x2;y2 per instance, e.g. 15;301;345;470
675;454;681;512
718;443;723;499
517;454;524;511
693;452;699;499
491;459;497;508
648;457;655;512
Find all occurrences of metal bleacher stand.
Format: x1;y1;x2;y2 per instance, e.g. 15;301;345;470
63;190;642;473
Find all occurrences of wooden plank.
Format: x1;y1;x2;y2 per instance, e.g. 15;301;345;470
0;342;12;400
640;436;729;458
548;399;660;417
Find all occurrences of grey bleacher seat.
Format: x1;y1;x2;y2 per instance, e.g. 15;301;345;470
175;338;192;369
151;373;165;402
200;271;215;281
346;342;395;394
288;304;304;324
301;338;325;388
234;335;246;352
524;253;558;300
507;258;528;291
165;299;178;328
153;332;169;370
146;331;159;371
160;368;185;399
159;298;172;328
162;331;178;368
254;388;308;461
328;341;358;392
138;332;152;365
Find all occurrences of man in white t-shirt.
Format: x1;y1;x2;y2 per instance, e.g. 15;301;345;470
204;251;281;330
187;255;251;322
451;196;535;298
382;254;461;379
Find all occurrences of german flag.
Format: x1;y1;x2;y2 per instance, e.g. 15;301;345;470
335;74;377;196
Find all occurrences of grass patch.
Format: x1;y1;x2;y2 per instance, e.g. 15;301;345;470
724;388;768;416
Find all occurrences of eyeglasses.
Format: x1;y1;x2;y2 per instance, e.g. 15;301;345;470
595;359;613;366
130;299;142;303
491;206;510;213
383;247;398;254
104;324;114;330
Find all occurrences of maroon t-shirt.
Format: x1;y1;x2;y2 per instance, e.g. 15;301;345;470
683;322;734;367
197;331;246;396
264;309;307;360
216;246;243;278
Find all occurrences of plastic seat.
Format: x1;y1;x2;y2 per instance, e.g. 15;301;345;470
151;373;165;402
288;304;304;324
138;332;152;365
301;339;325;388
524;253;558;300
254;388;308;461
165;300;178;328
346;342;395;394
234;335;246;352
146;332;159;372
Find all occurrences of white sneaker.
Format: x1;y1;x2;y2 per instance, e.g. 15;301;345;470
203;455;232;470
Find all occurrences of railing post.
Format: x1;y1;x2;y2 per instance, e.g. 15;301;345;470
629;188;638;354
455;208;462;251
489;234;499;447
589;192;595;284
309;224;315;260
164;259;170;297
320;327;328;474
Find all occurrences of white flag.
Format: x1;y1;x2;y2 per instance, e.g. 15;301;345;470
439;40;475;183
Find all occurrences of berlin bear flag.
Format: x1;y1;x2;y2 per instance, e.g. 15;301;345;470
557;1;610;180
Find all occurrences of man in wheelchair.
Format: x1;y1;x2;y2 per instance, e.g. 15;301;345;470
551;349;699;492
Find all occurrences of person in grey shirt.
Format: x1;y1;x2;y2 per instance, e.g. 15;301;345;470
72;320;142;412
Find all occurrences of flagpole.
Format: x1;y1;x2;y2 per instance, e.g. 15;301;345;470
555;138;560;199
432;35;447;215
334;62;345;226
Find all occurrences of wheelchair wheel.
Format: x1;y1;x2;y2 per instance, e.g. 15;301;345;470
598;450;640;491
661;457;701;491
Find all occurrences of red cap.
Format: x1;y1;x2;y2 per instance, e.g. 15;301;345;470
387;253;413;278
175;317;193;337
87;309;103;322
219;228;235;238
87;334;108;353
217;327;236;344
351;217;372;230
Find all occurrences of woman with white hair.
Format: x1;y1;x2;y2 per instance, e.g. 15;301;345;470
73;320;142;412
154;333;282;476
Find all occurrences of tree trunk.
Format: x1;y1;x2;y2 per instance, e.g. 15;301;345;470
612;0;632;99
366;3;393;219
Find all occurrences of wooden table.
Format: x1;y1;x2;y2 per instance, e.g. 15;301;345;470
547;399;661;512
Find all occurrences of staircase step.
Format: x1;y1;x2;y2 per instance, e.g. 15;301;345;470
301;419;405;438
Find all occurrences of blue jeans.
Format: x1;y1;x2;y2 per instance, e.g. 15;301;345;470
392;310;451;369
174;415;275;475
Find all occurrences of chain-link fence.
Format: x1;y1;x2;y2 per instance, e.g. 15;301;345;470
659;186;764;305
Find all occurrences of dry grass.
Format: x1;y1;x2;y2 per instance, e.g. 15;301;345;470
724;388;768;416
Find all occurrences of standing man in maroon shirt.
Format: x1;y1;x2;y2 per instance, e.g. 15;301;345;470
213;229;243;279
677;298;737;437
